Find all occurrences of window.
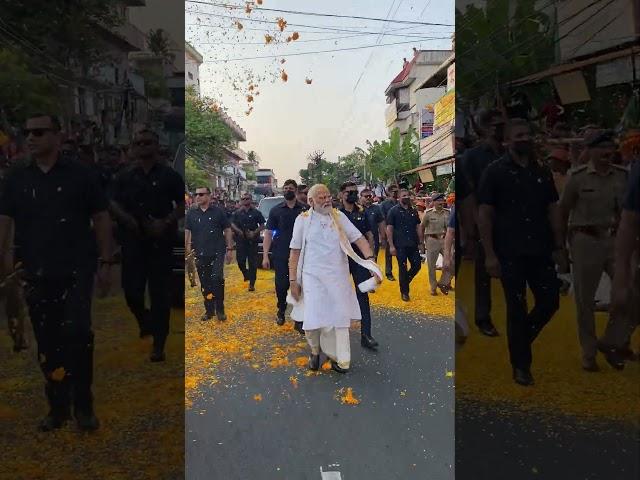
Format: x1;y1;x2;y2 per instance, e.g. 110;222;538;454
188;72;194;80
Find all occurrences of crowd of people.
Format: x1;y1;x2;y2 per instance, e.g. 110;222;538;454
457;109;640;386
184;176;455;374
0;113;184;432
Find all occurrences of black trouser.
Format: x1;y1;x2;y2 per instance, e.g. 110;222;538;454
121;240;172;351
196;253;225;316
349;258;372;337
499;255;560;370
24;271;95;412
237;238;258;284
272;255;290;315
396;246;422;296
474;242;493;327
373;236;380;262
385;245;394;276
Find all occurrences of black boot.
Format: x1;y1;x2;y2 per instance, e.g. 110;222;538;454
151;336;166;362
293;321;305;336
72;336;100;431
74;389;100;431
40;381;71;432
361;334;379;350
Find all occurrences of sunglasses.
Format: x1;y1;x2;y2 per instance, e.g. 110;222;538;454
362;194;373;198
24;128;54;137
195;192;210;197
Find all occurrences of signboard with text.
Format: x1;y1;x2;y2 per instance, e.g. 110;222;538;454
434;90;455;131
421;104;434;139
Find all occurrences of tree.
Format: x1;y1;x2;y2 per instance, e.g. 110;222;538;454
147;29;175;64
365;127;420;184
185;85;234;170
0;49;60;124
0;1;123;70
456;0;555;108
185;157;210;192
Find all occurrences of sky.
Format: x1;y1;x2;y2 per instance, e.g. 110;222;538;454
186;0;454;182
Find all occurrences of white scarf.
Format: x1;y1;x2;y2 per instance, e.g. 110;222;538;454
287;208;383;311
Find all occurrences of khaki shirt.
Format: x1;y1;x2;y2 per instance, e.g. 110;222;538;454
421;207;450;235
560;161;628;229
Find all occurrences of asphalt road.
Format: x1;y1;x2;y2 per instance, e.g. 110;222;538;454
456;399;639;480
186;308;454;480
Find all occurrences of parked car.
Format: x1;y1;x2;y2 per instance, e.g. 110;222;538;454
257;195;284;267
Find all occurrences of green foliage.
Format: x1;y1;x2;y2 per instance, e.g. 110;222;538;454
0;48;60;123
185;156;210;192
299;149;366;193
299;128;419;192
185;86;234;170
138;66;169;99
147;29;175;64
365;127;420;183
244;164;257;181
456;0;555;106
0;0;123;69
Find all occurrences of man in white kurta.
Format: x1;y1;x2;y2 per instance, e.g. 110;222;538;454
288;184;381;373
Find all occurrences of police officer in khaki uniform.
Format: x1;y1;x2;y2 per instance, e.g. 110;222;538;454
420;193;452;296
560;131;628;371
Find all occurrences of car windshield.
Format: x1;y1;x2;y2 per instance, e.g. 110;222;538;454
258;197;283;221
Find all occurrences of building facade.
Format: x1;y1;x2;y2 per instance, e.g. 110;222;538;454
385;49;452;144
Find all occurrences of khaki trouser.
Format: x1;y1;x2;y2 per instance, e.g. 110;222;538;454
186;254;197;286
425;236;451;294
306;327;350;369
570;232;629;361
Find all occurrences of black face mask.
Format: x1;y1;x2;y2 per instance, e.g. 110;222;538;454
284;191;296;201
345;192;358;204
401;198;411;206
513;141;533;156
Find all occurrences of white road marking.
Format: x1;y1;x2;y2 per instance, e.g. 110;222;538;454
320;466;342;480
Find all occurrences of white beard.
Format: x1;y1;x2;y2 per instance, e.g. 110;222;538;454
313;204;332;215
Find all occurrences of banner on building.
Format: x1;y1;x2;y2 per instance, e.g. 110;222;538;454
447;63;455;92
434;90;455;131
421;104;434;139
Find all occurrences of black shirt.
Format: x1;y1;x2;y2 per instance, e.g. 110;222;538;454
477;154;559;258
624;161;640;213
380;198;397;220
340;205;371;257
111;161;184;244
265;201;307;259
185;205;230;257
231;207;266;234
461;143;503;193
386;204;420;248
363;204;384;243
0;156;108;277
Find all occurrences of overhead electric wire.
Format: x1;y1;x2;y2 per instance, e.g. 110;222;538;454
186;11;451;36
185;0;453;26
203;38;449;62
187;22;451;39
193;34;452;46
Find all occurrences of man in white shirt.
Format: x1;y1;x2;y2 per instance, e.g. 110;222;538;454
288;184;381;373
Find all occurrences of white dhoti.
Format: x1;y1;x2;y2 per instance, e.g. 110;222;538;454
305;326;351;368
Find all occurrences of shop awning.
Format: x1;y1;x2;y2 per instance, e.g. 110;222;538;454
401;155;455;175
510;45;640;86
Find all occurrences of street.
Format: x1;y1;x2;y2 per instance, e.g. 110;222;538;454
186;254;455;479
455;261;640;479
0;273;185;480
